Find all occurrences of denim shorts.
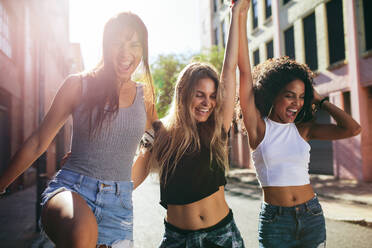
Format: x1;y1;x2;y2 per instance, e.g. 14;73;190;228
258;196;326;248
41;169;134;247
159;209;245;248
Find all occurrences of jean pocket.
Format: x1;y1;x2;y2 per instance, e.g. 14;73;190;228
308;203;323;216
259;207;278;223
159;232;185;248
119;192;133;210
203;238;228;248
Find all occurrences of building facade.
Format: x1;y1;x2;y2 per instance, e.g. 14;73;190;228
200;0;372;182
0;0;82;192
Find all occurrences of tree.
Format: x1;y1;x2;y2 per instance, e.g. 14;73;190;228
151;54;188;118
191;45;225;73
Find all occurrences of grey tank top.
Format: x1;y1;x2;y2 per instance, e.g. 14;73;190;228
63;79;147;181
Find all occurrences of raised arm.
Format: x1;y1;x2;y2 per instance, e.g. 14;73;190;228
220;0;247;131
238;0;264;149
300;89;361;141
0;75;82;192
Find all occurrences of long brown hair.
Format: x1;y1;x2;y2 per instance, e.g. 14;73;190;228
149;63;228;185
82;12;154;137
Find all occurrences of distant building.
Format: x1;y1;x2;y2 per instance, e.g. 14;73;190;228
0;0;83;192
200;0;372;182
70;43;85;74
200;0;252;169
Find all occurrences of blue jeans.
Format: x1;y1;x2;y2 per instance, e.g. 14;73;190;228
41;169;134;247
159;209;245;248
258;196;326;248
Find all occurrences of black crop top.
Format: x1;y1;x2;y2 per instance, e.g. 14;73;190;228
160;145;227;209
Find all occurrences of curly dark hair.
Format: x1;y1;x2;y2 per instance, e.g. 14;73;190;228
253;56;315;123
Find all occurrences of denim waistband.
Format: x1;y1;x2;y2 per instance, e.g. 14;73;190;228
55;169;133;195
164;209;233;235
262;195;320;215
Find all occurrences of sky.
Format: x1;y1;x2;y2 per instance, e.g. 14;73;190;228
69;0;201;70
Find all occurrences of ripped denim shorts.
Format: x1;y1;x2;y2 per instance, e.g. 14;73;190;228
41;169;134;247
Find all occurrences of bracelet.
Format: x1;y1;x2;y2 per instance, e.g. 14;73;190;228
0;189;6;196
319;96;329;109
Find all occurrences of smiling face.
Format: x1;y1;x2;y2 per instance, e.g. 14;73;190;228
190;77;217;123
270;79;305;123
110;30;143;82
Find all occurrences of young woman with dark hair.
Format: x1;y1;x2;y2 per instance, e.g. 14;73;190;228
238;10;361;248
0;12;156;247
131;1;249;247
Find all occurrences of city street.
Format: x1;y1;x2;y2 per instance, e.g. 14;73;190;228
134;176;372;248
1;1;371;248
1;175;372;247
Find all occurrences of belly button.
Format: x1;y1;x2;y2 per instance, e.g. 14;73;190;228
200;215;204;221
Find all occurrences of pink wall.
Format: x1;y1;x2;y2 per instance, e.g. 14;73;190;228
0;0;73;191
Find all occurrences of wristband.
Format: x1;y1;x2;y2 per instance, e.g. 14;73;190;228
140;129;155;149
319;96;329;109
0;189;6;196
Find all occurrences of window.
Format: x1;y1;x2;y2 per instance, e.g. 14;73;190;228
283;0;291;4
303;13;318;70
0;2;12;58
326;0;345;64
253;49;260;66
214;28;219;46
284;26;295;59
343;91;351;115
252;0;258;29
265;0;272;19
213;0;218;12
363;0;372;51
266;40;274;59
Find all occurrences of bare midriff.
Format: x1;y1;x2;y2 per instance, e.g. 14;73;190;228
263;184;315;207
166;186;229;230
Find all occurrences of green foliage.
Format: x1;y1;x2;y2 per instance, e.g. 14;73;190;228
191;46;225;73
151;54;188;118
151;46;225;118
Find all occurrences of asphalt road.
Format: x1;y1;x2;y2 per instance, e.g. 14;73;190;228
133;175;372;248
1;175;371;247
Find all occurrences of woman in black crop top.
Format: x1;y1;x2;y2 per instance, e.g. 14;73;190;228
131;1;249;247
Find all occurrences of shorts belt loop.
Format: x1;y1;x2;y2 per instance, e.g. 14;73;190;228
77;175;84;188
278;206;282;216
115;182;120;196
97;181;101;192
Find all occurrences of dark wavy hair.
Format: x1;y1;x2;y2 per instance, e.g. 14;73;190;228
252;56;314;123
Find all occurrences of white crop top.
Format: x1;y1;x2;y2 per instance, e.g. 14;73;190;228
252;118;311;187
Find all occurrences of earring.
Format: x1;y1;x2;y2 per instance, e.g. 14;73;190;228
268;105;274;117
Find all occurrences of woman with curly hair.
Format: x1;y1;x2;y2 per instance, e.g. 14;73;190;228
131;1;249;247
238;10;361;248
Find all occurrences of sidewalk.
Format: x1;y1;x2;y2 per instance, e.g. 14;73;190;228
0;185;38;247
226;168;372;228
